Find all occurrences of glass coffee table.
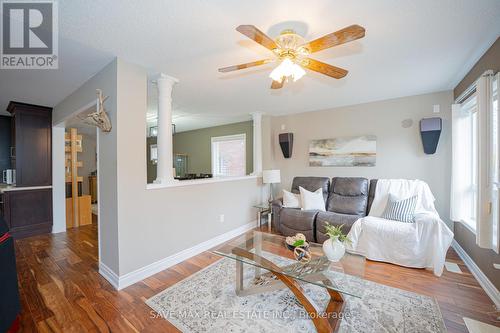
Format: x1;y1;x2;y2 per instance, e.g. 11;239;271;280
212;231;365;333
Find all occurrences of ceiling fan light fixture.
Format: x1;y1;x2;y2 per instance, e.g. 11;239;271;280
220;24;365;89
269;58;306;83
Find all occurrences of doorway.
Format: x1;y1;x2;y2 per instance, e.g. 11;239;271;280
52;100;101;260
63;124;98;228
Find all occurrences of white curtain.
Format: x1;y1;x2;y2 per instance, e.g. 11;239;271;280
450;103;470;223
476;72;499;253
492;73;500;253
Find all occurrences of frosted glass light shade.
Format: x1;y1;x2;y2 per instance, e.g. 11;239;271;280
269;58;306;83
263;169;281;184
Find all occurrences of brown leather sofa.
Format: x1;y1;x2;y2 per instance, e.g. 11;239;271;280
272;177;378;243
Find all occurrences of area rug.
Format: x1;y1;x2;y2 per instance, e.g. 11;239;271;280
146;253;446;333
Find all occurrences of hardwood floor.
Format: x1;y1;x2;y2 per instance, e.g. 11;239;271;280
14;223;499;332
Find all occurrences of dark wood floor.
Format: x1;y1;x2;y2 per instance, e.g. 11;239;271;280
14;222;499;332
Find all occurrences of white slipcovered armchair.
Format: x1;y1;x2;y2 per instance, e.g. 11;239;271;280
346;179;454;276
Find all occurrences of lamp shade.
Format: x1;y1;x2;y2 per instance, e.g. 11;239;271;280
262;170;281;184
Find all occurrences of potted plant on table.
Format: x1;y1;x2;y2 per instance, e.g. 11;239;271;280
322;223;351;262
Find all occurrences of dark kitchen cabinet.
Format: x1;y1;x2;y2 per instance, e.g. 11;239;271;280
3;188;52;238
3;102;53;238
7;102;52;187
0;116;11;172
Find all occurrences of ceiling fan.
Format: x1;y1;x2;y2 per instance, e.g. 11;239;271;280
218;24;365;89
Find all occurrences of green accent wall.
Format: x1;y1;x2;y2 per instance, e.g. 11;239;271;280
173;121;253;175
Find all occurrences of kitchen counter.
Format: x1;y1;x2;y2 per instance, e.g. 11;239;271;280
0;184;52;194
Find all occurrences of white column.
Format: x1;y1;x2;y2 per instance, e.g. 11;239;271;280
251;112;263;176
154;74;179;184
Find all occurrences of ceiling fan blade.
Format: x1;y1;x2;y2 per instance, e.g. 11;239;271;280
301;24;365;53
218;59;273;73
236;25;278;51
303;58;348;79
270;78;285;89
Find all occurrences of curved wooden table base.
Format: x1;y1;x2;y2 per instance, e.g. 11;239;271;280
232;247;344;333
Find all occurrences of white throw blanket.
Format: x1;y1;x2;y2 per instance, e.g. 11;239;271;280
346;179;454;276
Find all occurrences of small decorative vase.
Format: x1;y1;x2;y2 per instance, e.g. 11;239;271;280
322;237;345;262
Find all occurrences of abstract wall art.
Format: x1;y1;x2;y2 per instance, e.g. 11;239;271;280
309;135;377;167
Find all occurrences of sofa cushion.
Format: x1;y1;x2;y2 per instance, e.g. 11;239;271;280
381;194;417;223
291;177;330;203
282;190;301;208
279;208;317;242
315;211;360;243
327;177;369;216
299;187;325;211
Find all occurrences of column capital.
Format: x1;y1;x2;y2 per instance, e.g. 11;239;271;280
152;73;179;85
158;73;179;84
250;112;264;119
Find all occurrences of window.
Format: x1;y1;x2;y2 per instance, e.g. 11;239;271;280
451;72;500;253
211;134;246;177
150;144;158;164
461;94;478;231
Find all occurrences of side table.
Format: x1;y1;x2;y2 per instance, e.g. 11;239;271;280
253;203;272;232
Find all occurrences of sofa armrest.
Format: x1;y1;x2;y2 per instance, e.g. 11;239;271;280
271;198;283;209
279;209;318;242
271;198;283;232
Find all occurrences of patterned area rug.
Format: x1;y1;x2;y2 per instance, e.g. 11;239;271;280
146;253;446;333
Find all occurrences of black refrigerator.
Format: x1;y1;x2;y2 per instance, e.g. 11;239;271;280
0;215;20;332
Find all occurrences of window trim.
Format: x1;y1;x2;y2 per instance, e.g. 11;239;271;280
459;93;479;233
210;133;247;177
458;218;477;234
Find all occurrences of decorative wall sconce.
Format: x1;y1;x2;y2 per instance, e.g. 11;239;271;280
279;133;294;158
420;117;442;154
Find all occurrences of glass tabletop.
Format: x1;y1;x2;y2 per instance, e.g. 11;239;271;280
252;203;270;210
211;231;365;298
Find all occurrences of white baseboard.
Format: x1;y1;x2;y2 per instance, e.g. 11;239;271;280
452;240;500;308
101;221;257;290
99;261;120;290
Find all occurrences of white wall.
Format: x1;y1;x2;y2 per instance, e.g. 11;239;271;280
54;58;264;285
114;59;263;275
264;91;453;226
52;125;66;234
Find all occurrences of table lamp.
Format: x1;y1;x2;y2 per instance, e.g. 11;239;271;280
262;169;281;203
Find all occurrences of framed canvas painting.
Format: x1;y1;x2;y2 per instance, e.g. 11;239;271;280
309;135;376;167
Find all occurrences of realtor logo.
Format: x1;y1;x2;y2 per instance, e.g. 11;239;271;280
1;0;58;69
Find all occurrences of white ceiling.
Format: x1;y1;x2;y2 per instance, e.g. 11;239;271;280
1;0;500;129
0;37;114;116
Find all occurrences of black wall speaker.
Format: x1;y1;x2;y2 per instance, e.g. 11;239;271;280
420;117;442;154
279;133;293;158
